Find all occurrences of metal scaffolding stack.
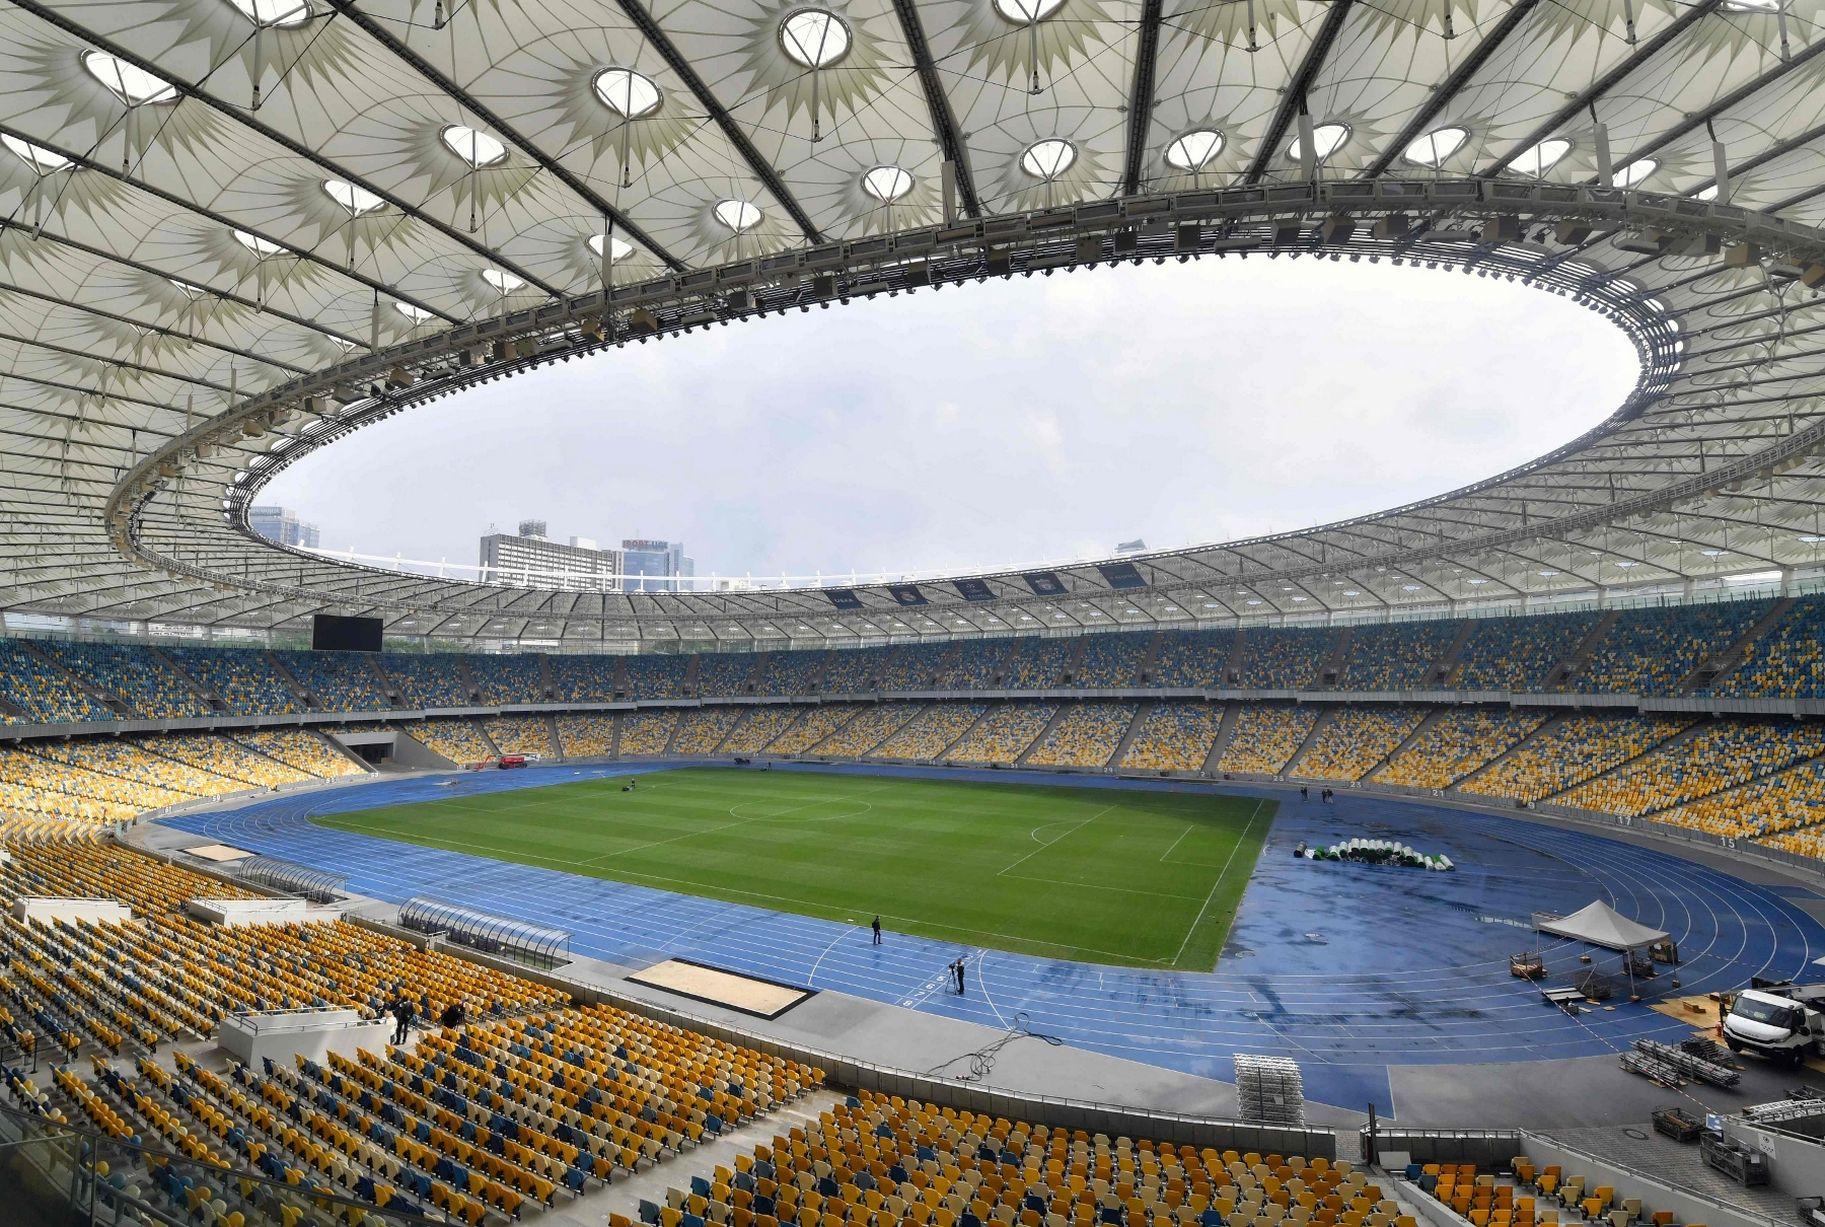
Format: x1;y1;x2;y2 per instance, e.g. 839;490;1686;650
1235;1054;1305;1126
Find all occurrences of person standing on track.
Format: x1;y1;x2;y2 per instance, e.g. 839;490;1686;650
872;916;882;945
952;957;966;996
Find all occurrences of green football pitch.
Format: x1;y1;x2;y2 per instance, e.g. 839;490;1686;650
313;768;1274;970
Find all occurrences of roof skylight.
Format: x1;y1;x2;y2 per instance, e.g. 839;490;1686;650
83;51;178;107
480;268;525;293
593;68;662;118
587;233;634;261
1020;138;1076;180
861;165;913;202
227;0;312;27
713;199;762;232
232;229;287;257
780;10;851;68
993;0;1066;22
441;125;508;168
395;302;433;323
1287;122;1349;162
1616;158;1658;188
2;133;71;174
1403;126;1468;167
1512;137;1571;176
1165;129;1223;172
323;179;386;215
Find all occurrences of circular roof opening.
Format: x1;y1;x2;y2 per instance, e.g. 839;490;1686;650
714;198;762;232
1287;122;1349;163
2;133;72;174
83;50;178;107
1020;138;1076;180
593;67;662;119
480;268;526;294
441;124;508;168
233;228;286;257
227;0;312;27
780;9;852;68
861;165;913;202
1164;128;1223;172
1512;137;1571;176
993;0;1065;22
587;233;634;261
1723;0;1781;10
322;179;386;215
1616;158;1658;188
1403;126;1468;167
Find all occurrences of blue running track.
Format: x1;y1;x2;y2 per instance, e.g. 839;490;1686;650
156;761;1825;1115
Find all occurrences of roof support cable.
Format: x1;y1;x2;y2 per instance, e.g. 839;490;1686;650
811;59;824;141
1621;0;1637;45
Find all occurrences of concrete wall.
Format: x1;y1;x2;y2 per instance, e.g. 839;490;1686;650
11;897;130;925
1521;1132;1769;1227
184;897;324;926
217;1008;391;1067
1724;1117;1825;1197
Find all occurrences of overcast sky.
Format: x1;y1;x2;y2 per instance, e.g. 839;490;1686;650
265;259;1639;582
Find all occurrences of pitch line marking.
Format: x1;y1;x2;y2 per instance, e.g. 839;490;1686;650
1159;824;1193;863
1169;798;1264;968
998;804;1115;879
999;871;1206;901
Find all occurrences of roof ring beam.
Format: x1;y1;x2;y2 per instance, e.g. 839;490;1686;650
1360;0;1540;179
321;1;683;273
609;0;825;243
1481;0;1724;178
1243;0;1355;184
890;0;979;216
10;0;566;300
1119;0;1166;195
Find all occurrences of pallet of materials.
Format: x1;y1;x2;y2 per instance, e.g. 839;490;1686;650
1634;1039;1740;1088
1620;1049;1685;1087
1700;1133;1769;1186
1650;1105;1702;1142
1234;1054;1304;1127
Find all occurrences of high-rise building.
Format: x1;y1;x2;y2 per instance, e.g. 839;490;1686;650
621;539;694;593
480;521;622;590
249;505;320;550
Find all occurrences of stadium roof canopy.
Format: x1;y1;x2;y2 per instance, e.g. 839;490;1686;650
3;0;1825;647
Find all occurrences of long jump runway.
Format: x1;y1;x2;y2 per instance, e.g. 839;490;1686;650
156;762;1825;1115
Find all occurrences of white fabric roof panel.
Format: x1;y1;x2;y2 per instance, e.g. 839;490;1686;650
0;0;1818;643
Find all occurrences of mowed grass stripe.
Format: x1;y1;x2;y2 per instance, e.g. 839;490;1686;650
312;769;1273;969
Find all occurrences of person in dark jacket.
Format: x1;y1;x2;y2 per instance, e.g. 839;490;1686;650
392;998;415;1045
439;1000;466;1030
871;916;882;946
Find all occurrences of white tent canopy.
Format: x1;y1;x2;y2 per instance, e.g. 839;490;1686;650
1534;902;1669;952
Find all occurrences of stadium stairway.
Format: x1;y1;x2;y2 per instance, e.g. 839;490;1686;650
1681;596;1796;693
1215;631;1242;688
19;638;129;718
1450;711;1565;789
1547;611;1620;691
1203;703;1240;773
1110;700;1153;765
1362;708;1442;779
1429;622;1476;688
584;1090;846;1226
1534;719;1711;806
155;648;223;715
1282;708;1337;776
935;706;995;764
1014;706;1072;767
1318;628;1352;690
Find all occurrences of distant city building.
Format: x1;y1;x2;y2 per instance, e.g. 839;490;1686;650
621;539;694;593
1115;539;1147;555
480;520;622;589
249;505;320;550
